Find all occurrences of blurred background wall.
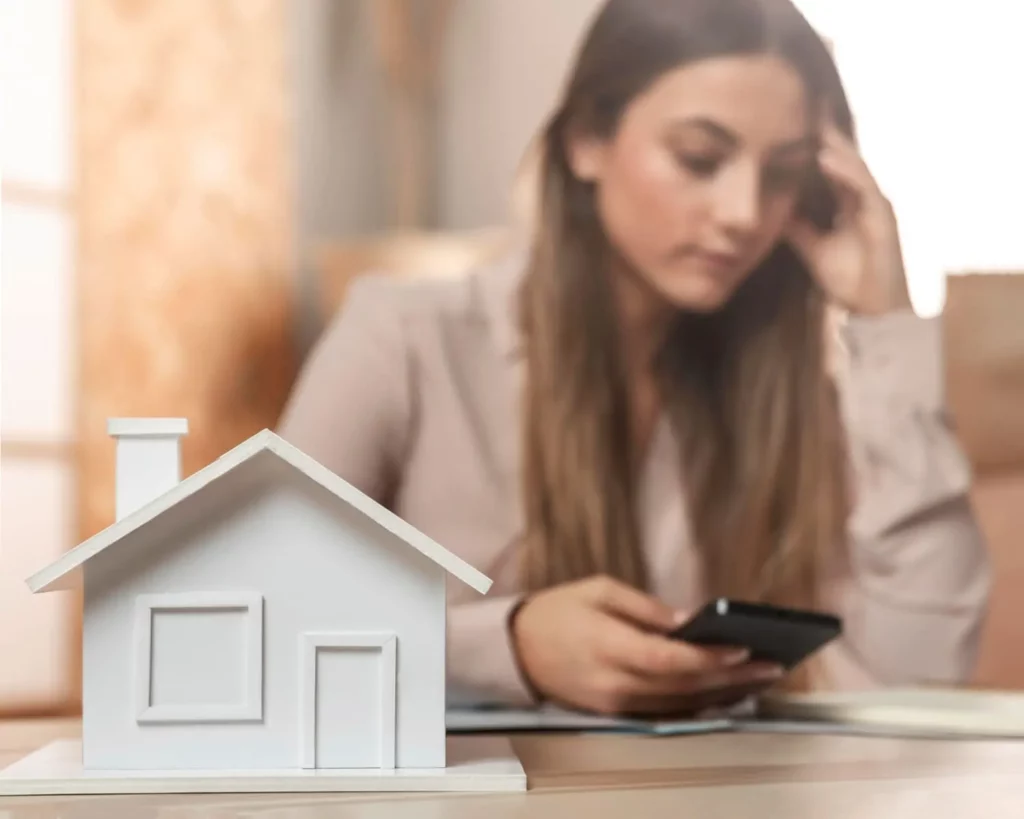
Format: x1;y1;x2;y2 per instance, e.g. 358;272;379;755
291;0;595;235
2;0;78;714
2;0;297;715
288;0;603;350
2;0;1022;715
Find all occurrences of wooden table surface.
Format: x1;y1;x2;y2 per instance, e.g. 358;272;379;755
1;718;1022;817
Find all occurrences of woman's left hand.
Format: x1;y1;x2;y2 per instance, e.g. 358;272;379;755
787;122;912;316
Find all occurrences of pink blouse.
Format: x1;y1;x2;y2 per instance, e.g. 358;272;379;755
278;252;991;706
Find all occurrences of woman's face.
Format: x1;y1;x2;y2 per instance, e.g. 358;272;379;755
569;54;816;313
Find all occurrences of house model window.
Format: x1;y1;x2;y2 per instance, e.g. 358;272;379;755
134;591;264;724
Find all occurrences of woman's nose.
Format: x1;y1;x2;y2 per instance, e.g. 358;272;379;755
711;163;761;239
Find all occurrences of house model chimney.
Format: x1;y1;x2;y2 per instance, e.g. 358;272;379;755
107;418;189;521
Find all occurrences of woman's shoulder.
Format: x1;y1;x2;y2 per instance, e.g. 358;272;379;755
337;244;528;341
341;269;476;325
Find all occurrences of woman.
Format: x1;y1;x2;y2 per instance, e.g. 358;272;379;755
279;0;990;716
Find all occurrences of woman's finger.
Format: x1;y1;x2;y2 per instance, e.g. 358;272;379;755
598;614;750;677
820;126;886;201
817;149;868;205
587;666;776;717
682;661;785;693
618;677;775;717
785;217;823;262
603;663;785;716
630;660;785;697
584;575;685;632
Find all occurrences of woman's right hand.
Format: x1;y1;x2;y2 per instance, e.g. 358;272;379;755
510;575;785;716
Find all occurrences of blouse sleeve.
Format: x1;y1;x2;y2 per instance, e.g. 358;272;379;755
277;277;413;504
821;309;992;689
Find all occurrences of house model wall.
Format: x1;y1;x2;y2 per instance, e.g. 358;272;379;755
26;419;492;774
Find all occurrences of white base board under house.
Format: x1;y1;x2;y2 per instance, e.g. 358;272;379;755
0;737;527;796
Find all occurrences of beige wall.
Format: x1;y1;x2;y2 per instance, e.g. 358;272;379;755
290;0;390;241
437;0;601;229
289;0;601;240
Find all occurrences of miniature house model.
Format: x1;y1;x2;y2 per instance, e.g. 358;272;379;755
25;419;492;774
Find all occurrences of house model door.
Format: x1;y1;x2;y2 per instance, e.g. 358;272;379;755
300;633;397;769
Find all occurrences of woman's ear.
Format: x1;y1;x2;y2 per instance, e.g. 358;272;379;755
565;128;608;184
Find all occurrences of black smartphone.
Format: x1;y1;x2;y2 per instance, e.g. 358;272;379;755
669;598;842;670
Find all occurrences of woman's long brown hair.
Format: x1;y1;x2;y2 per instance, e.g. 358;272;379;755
519;0;853;685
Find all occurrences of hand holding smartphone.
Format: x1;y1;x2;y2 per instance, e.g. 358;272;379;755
511;577;801;717
669;598;842;671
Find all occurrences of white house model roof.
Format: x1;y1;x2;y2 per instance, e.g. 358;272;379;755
27;429;492;596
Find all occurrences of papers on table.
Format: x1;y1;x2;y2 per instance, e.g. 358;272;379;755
447;688;1024;740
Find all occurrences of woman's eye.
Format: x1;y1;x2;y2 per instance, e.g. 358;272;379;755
676;154;722;178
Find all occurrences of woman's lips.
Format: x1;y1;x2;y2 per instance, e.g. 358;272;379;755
693;249;741;272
